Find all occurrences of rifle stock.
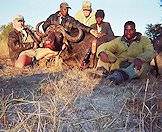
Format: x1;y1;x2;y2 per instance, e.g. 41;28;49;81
24;26;41;45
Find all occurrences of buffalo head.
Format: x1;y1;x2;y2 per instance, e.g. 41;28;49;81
36;21;83;51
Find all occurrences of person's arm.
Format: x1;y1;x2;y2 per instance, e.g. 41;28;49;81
96;38;120;63
96;38;118;57
42;14;57;32
105;22;115;41
8;31;23;53
137;36;155;62
8;31;33;52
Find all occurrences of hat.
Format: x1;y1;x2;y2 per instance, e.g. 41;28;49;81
82;0;92;11
12;15;24;22
60;2;71;9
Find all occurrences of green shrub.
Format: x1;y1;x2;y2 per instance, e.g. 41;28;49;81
0;23;13;58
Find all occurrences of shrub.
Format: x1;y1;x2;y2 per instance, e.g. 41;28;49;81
0;23;13;58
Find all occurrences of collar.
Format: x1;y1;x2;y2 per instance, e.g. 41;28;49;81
57;11;69;18
121;32;142;44
97;22;104;27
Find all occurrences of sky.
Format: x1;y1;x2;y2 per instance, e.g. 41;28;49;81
0;0;162;36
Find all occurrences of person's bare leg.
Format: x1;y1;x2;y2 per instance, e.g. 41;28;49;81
15;54;32;68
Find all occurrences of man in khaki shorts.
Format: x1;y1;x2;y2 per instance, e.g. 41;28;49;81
8;15;58;68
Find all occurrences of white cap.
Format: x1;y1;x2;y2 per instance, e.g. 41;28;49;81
12;15;24;22
82;0;92;11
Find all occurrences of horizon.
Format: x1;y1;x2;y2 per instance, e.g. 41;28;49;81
0;0;162;36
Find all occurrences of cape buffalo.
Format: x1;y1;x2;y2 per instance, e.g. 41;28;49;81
36;21;106;69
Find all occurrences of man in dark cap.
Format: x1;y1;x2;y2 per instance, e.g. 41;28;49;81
42;2;99;47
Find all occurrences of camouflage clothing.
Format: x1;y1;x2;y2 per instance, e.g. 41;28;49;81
8;28;34;63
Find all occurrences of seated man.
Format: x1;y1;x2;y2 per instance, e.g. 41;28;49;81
91;9;115;45
8;15;58;68
96;21;155;83
74;0;96;27
42;2;98;47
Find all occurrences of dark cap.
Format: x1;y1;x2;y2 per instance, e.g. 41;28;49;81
60;2;71;9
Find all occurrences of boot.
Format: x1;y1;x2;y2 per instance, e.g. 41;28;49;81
106;69;129;85
31;56;38;67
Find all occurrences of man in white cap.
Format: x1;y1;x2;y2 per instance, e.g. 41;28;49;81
74;0;96;27
43;2;98;38
8;15;58;68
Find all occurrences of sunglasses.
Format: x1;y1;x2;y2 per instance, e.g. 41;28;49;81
18;20;24;22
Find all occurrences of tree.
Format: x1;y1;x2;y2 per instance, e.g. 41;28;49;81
0;23;34;58
0;23;13;41
145;23;162;40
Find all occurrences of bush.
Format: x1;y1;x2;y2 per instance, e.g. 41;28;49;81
0;23;13;58
145;23;162;40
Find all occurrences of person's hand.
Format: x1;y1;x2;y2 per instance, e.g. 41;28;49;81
33;43;38;50
99;51;109;63
133;58;144;70
62;43;67;51
39;42;44;48
90;29;99;38
98;32;106;38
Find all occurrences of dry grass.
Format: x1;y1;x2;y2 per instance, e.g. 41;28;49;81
0;39;9;58
0;60;162;131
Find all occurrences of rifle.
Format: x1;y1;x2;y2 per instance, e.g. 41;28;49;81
24;26;41;45
81;48;92;68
